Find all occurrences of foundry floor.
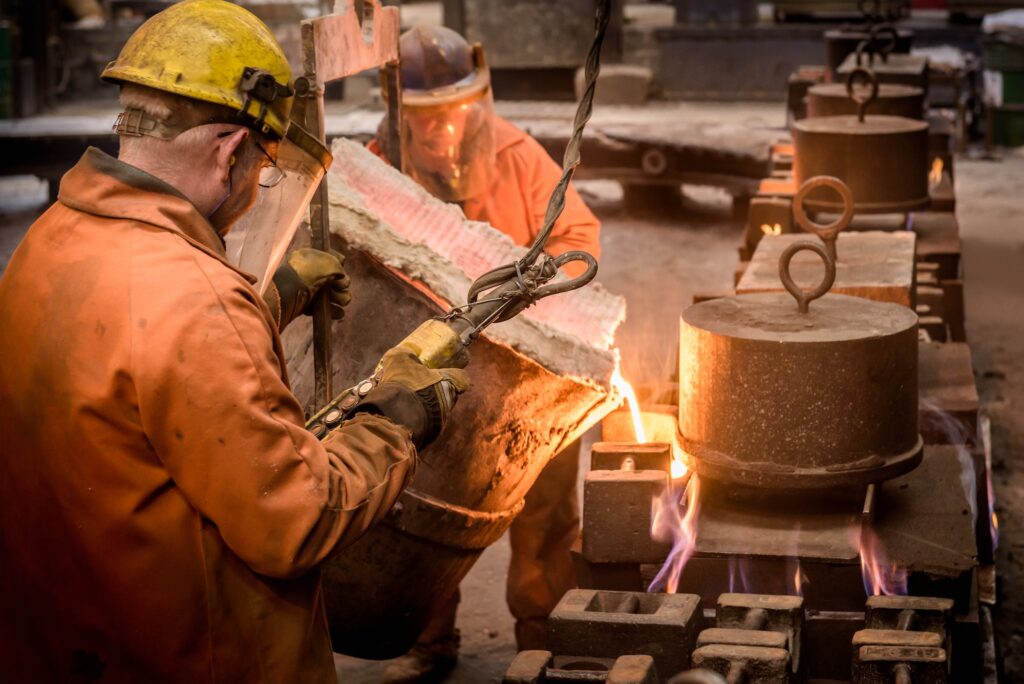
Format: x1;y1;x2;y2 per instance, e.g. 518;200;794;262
1;102;1023;682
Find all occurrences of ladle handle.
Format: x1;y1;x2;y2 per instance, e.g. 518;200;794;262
793;175;855;261
779;241;837;314
846;66;879;123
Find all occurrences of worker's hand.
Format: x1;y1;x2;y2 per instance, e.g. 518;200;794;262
264;248;351;331
355;349;470;449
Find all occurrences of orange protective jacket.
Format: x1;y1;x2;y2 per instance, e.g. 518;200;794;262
0;149;417;683
372;116;601;273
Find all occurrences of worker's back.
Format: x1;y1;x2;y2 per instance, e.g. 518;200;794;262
0;150;343;683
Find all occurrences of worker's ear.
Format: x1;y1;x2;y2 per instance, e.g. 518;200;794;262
215;128;249;183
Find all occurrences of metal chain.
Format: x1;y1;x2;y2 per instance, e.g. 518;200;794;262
520;0;612;268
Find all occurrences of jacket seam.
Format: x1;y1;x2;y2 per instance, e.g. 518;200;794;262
184;255;270;684
127;221;218;684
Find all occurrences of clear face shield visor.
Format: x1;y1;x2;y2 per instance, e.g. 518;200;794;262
400;56;496;203
226;122;333;293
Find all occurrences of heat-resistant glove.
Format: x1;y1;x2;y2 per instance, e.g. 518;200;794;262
263;248;351;331
354;349;470;450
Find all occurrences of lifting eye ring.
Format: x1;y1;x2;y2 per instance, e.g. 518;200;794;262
778;240;837;314
641;148;668;177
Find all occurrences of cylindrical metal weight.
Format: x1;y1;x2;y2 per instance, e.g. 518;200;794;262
824;27;913;78
807;82;924;120
678;287;922;489
792;114;929;213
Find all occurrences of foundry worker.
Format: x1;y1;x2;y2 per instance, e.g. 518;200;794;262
369;25;602;682
0;1;468;682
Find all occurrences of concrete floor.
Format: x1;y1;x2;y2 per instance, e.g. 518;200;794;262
956;152;1024;683
2;105;1022;683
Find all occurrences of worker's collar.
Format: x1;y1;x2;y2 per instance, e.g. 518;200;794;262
58;148;256;284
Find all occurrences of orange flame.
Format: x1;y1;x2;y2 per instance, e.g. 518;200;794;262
987;448;999;551
611;363;699;594
761;223;783;236
649;475;701;593
610;364;688;480
929;157;944;186
859;526;908;596
787;557;809;597
670;453;688;480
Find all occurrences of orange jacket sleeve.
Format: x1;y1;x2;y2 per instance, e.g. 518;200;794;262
131;250;416;580
512;134;602;277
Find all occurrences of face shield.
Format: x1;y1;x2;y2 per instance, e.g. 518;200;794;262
226;122;332;293
400;45;496;203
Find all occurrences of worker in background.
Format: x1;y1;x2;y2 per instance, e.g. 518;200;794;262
61;0;105;28
0;2;467;682
369;25;602;683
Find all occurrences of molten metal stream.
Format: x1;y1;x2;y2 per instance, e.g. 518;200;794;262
610;366;647;443
609;367;699;593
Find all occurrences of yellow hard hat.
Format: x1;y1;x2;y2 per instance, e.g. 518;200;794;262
102;0;293;139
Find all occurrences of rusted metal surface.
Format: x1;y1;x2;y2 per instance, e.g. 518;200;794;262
792;77;930;214
717;593;804;673
697;627;788;650
301;0;399;84
853;645;948;683
299;0;402;410
866;595;954;635
680;251;922;487
690;644;789;684
913;212;962;281
590;442;672;474
872;448;978;592
504;652;659;684
549;590;702;681
918;342;980;446
737;232;918;307
855;596;954;683
854;628;944;648
824;26;913;77
807;81;924;120
689;479;864;560
837;52;930;93
582;470;672;564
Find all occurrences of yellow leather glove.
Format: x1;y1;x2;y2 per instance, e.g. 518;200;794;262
264;248;351;331
355;349;470;449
